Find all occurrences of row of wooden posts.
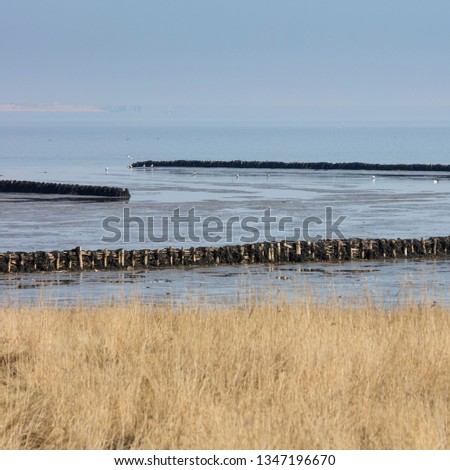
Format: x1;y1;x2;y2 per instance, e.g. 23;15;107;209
1;236;449;274
132;159;450;173
0;180;131;199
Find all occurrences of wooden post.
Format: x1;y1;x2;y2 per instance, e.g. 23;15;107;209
103;250;108;268
144;249;149;267
269;244;274;262
45;252;51;271
257;244;262;262
240;245;246;263
76;246;83;270
284;241;291;261
276;242;281;261
304;241;309;260
325;241;333;261
179;248;184;266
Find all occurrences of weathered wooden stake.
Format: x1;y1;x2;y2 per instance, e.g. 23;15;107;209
76;246;83;270
144;249;149;267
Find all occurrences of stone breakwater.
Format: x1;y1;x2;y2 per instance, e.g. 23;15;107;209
0;180;131;199
131;159;450;172
1;237;449;273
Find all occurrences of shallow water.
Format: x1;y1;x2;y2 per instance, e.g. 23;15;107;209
1;119;450;304
1;167;449;252
1;259;448;307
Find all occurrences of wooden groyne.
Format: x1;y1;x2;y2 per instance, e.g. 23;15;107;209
1;237;449;274
0;180;131;200
131;160;450;173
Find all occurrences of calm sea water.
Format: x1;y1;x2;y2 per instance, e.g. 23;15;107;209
1;117;450;304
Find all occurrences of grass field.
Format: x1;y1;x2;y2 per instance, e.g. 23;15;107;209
0;294;449;449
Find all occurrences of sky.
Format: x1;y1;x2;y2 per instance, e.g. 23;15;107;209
1;0;450;120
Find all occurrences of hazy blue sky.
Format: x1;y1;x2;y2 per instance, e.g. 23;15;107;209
1;0;449;119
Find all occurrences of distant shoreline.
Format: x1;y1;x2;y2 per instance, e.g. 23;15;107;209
0;103;104;113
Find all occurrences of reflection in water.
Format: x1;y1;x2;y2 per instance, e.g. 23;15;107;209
1;259;449;307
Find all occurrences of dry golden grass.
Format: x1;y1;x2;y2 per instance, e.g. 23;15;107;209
0;293;449;450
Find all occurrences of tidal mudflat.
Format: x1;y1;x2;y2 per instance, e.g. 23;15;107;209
2;124;450;304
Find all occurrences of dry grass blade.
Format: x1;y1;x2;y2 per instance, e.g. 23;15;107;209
0;296;449;449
